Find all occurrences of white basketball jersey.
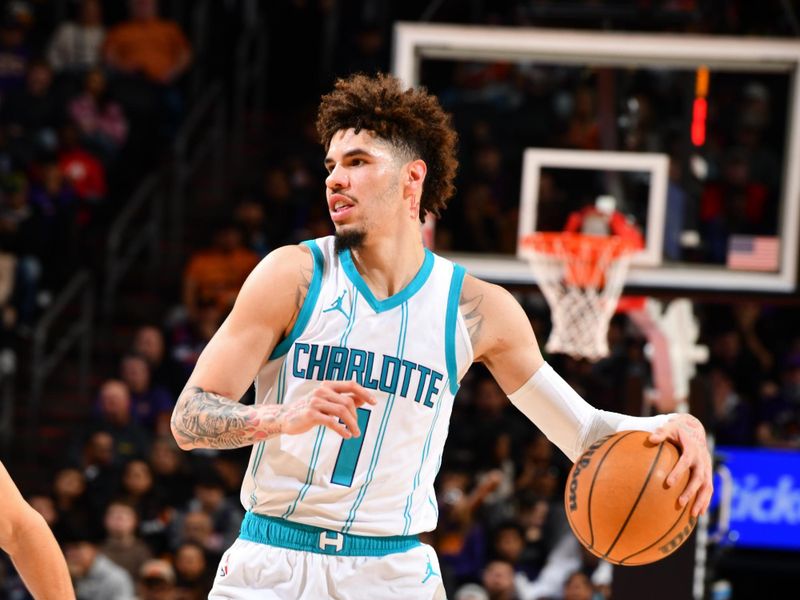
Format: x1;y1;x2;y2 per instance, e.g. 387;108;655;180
240;236;473;537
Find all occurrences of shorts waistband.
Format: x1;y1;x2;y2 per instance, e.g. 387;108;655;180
239;512;421;557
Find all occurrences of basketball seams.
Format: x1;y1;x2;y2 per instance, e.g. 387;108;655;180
585;430;637;550
602;441;665;559
617;502;693;565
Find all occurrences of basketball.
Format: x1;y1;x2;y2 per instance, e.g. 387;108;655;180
564;430;697;566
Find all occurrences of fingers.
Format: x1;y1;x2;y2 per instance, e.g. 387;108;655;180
316;386;358;427
648;429;666;443
308;397;359;438
677;461;704;509
325;380;377;407
666;446;693;488
692;479;714;517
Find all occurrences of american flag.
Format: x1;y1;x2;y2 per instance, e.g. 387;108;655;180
726;235;780;271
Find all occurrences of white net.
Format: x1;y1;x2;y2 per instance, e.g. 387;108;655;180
521;233;635;361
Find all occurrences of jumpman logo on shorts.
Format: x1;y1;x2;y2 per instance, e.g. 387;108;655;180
422;555;440;583
323;290;350;320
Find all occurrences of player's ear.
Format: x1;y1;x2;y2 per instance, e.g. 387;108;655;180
405;159;427;193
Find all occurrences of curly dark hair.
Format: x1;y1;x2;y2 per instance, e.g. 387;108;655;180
316;72;458;221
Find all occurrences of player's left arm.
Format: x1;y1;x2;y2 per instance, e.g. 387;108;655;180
0;462;75;600
463;275;713;516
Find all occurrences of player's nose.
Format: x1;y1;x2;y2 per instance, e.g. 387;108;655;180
325;164;348;191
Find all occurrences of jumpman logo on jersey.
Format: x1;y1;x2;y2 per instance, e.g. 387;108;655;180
323;290;350;320
422;555;440;583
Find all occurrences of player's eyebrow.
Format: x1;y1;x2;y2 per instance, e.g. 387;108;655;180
324;148;373;170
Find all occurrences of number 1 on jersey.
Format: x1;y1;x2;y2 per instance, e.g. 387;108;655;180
331;408;371;487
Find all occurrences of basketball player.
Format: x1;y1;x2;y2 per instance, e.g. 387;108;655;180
170;73;713;599
0;461;75;599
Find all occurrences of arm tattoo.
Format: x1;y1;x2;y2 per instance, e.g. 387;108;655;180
460;292;484;346
171;386;283;450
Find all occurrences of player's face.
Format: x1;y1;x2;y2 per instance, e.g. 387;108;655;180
324;128;404;242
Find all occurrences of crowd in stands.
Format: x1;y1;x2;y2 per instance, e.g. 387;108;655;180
0;0;798;598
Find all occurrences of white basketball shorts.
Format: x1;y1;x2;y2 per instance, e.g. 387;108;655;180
209;512;447;599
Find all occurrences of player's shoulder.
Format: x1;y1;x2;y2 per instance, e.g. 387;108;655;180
243;244;315;290
458;273;526;358
460;273;516;307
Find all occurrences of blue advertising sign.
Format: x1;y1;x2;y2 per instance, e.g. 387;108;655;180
715;446;800;550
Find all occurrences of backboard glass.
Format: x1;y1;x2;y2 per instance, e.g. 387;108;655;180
393;24;800;292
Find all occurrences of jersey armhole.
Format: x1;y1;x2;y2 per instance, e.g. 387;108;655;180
269;240;324;360
445;263;467;395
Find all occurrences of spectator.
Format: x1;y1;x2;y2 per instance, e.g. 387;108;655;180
0;12;30;97
482;559;519;600
170;295;224;378
133;324;185;396
103;0;192;87
75;430;121;516
174;542;214;598
52;467;96;541
27;156;79;282
63;526;136;600
455;583;490;600
119;351;174;433
756;352;800;449
137;559;177;600
0;172;41;325
175;510;222;566
2;60;62;154
27;493;58;529
46;0;106;74
182;221;259;318
562;570;596;600
91;379;151;462
68;67;128;162
57;122;107;227
181;469;243;553
561;86;600;150
149;435;194;510
100;499;153;581
233;198;269;257
102;0;193;143
437;468;502;585
119;459;170;552
491;521;537;582
709;368;754;446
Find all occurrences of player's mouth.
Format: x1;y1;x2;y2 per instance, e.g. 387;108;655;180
329;194;356;222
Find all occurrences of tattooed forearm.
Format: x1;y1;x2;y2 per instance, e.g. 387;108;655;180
171;386;283;450
460;292;484;346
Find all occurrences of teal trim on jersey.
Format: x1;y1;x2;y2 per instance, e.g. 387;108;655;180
402;376;448;535
248;360;287;509
281;426;327;519
428;496;438;518
339;288;359;347
339;248;434;313
342;302;409;533
270;240;325;360
445;264;466;395
331;407;372;487
240;512;420;557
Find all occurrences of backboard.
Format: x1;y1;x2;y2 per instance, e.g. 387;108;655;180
393;24;800;292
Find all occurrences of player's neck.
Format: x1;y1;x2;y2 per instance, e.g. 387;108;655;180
347;228;426;300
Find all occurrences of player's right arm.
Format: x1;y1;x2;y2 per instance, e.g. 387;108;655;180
171;245;375;451
0;462;75;600
464;274;713;516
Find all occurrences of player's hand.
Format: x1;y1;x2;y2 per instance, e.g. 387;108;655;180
277;381;377;439
649;414;713;517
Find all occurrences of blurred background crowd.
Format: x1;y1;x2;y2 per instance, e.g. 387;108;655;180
0;0;798;599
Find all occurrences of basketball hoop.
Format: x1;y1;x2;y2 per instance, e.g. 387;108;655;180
520;232;638;361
